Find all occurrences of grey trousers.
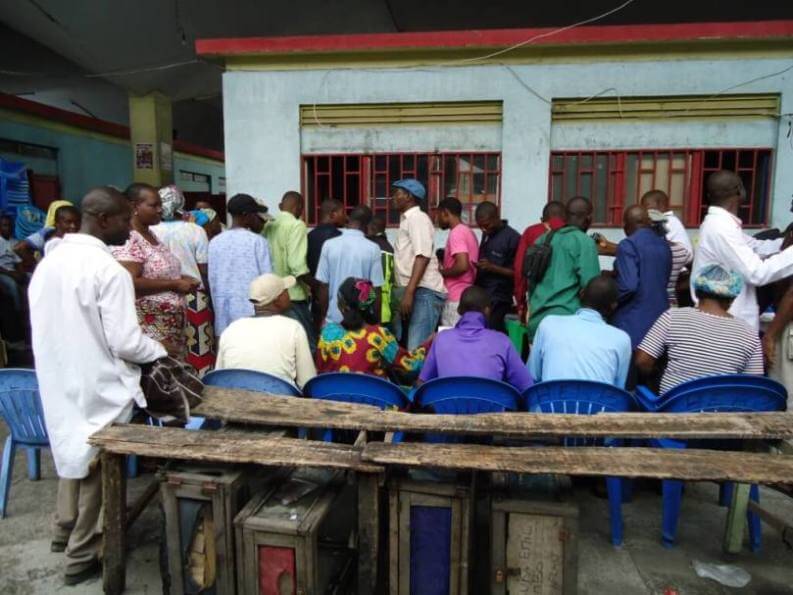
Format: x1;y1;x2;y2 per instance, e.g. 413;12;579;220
54;459;102;575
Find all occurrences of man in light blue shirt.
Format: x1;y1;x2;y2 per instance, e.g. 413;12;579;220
528;275;632;388
316;205;384;324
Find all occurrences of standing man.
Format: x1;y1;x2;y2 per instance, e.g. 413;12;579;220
28;187;167;585
208;194;272;337
640;189;693;262
316;205;383;325
612;205;672;348
692;170;793;331
264;190;316;348
307;199;344;278
528;196;601;339
474;201;521;333
366;213;396;325
391;179;446;350
513;201;566;322
437;197;479;327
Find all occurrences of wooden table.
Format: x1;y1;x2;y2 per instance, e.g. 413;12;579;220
90;389;793;594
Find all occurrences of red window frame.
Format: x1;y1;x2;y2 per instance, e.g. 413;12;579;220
548;148;773;227
301;151;501;226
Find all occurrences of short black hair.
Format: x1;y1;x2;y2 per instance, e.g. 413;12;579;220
438;197;463;217
475;201;499;220
319;199;343;220
459;286;492;315
349;205;373;228
369;214;387;234
542;201;565;221
0;214;12;222
581;275;619;314
54;204;80;221
124;182;157;204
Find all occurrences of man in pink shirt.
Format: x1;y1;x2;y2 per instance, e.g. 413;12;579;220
437;197;479;326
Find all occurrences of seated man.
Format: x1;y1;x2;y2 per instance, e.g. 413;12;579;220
215;273;316;388
0;214;28;346
418;286;532;392
528;275;632;388
636;264;763;395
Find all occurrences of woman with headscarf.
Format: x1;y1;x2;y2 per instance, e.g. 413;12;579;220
112;183;198;358
635;264;764;395
149;185;216;373
316;277;430;383
187;207;223;240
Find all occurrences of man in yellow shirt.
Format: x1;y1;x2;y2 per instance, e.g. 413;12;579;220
264;191;316;349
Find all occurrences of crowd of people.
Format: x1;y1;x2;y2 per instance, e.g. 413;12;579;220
3;167;791;584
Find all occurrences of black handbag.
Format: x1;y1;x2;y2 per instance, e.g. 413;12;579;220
140;357;203;424
522;228;559;287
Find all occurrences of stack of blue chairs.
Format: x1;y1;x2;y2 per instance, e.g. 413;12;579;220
635;374;787;550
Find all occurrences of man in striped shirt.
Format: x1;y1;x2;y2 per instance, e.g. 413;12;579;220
635;264;763;395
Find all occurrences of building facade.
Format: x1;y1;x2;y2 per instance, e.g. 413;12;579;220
199;21;793;239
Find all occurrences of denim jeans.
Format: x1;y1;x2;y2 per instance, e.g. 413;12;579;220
392;287;446;350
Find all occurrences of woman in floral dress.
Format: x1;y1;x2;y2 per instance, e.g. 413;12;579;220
317;277;430;383
112;183;199;356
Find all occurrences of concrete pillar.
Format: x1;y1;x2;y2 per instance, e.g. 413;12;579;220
129;92;173;186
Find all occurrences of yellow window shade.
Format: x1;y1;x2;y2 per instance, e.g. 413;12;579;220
300;101;503;127
552;94;780;121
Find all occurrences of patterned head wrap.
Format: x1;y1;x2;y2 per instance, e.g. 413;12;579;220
45;200;73;228
338;277;377;312
158;185;185;221
693;264;744;299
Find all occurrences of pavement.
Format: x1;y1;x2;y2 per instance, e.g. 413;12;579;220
1;420;792;594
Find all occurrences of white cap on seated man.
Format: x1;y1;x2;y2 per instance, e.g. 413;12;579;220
215;273;317;388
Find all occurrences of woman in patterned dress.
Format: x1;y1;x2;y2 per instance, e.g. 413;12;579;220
112;183;199;356
151;186;216;374
317;277;430;383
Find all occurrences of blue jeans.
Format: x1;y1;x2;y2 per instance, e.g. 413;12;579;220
393;287;445;350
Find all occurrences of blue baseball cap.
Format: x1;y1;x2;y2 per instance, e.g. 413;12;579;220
391;179;426;201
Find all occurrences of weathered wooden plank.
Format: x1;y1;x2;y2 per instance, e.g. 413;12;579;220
194;387;793;439
361;443;793;484
357;473;381;595
126;477;159;530
102;452;126;595
90;424;383;473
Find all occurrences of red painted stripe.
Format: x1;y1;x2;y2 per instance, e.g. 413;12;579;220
0;92;224;162
196;20;793;57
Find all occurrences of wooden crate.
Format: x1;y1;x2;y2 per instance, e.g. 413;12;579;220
490;497;579;595
388;478;473;595
160;465;254;595
234;470;355;595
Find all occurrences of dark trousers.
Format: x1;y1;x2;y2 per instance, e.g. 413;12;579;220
489;300;514;334
285;300;317;355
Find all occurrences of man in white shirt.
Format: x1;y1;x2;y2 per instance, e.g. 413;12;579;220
391;179;447;349
215;273;316;388
640;189;694;261
28;187;167;585
692;170;793;331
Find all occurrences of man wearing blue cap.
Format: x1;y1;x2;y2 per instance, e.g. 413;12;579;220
391;179;446;349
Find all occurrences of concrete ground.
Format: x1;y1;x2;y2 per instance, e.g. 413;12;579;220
1;420;792;594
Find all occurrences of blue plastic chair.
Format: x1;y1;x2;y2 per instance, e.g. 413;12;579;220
524;380;636;546
413;377;521;443
636;375;787;551
202;368;302;396
0;369;48;518
303;373;409;442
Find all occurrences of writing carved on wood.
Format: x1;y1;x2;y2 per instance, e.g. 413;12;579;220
507;514;564;595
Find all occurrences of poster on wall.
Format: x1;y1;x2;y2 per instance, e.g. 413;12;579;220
135;143;154;169
160;142;173;171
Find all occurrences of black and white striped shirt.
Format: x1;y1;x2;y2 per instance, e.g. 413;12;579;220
638;307;764;394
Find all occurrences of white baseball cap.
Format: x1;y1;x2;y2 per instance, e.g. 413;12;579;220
249;274;295;306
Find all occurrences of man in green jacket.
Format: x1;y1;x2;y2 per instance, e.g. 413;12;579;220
528;196;601;339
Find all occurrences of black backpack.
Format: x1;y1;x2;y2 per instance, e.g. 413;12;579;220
522;228;558;287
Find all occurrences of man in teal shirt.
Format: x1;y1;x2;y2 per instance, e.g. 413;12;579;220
528;196;600;338
264;191;316;349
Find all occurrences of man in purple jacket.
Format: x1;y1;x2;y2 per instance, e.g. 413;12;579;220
418;285;533;392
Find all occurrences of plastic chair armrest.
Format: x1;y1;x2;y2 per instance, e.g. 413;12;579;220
635;385;661;412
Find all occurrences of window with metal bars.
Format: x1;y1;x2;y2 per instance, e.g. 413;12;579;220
302;152;501;226
548;148;773;227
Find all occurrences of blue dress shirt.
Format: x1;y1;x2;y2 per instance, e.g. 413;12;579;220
527;308;632;388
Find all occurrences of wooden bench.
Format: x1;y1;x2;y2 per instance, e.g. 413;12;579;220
91;390;793;594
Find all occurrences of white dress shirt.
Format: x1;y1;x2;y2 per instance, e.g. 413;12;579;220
692;206;793;331
29;234;166;478
663;211;694;262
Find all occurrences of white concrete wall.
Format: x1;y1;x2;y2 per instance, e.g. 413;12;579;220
222;56;793;245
